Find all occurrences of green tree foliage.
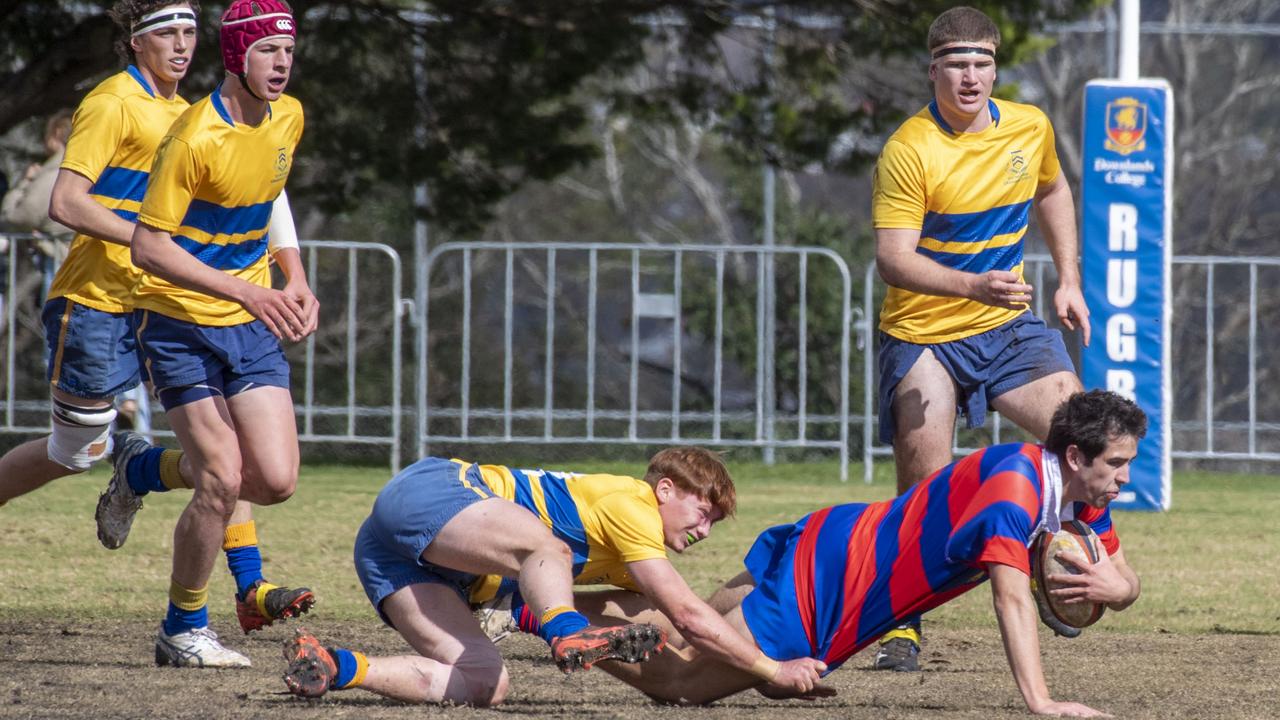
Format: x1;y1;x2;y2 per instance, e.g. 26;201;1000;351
2;0;1100;235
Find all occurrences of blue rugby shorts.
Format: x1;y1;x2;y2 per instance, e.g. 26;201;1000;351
43;297;144;400
354;457;497;627
878;311;1075;445
133;310;290;410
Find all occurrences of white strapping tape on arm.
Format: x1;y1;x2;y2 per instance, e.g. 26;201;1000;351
268;189;299;253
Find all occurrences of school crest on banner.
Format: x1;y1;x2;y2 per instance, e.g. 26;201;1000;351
1104;97;1148;155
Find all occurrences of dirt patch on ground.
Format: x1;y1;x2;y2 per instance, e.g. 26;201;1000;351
1;618;1276;719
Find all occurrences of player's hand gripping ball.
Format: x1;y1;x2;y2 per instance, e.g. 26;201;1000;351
1030;519;1106;637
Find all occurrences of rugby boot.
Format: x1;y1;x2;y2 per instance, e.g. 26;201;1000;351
95;431;149;549
282;628;336;698
236;580;316;633
155;625;251;668
872;623;921;672
550;623;667;673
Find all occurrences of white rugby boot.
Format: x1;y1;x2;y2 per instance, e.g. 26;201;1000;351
155;625;252;668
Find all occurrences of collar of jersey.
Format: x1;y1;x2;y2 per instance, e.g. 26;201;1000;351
212;81;273;128
1032;448;1065;542
928;98;1000;135
126;65;156;98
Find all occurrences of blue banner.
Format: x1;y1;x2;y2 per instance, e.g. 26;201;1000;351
1080;80;1173;511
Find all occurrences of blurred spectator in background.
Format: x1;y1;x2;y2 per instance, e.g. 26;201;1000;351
1;110;75;306
115;384;153;441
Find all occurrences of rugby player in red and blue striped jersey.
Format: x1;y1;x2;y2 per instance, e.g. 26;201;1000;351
579;390;1144;717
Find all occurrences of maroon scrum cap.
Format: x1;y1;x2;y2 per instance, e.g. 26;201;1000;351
220;0;295;75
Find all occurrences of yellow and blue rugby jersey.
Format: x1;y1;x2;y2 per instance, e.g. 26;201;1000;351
133;90;304;325
49;66;190;313
872;98;1062;343
456;460;669;604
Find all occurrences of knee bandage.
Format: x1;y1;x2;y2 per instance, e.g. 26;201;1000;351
47;396;117;471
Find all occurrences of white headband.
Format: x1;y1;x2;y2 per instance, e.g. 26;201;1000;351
222;12;293;27
131;6;198;37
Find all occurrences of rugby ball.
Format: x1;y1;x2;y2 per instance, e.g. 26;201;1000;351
1031;520;1106;630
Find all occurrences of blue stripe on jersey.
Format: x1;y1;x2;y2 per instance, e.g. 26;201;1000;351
920;200;1032;245
112;208;140;223
181;198;274;239
810;504;865;655
532;472;590;575
916;239;1023;274
92;166;150;203
947;499;1035;565
920;464;959;591
857;501;906;646
742;518;815;664
978;443;1027;480
173;235;268;271
510;468;539;517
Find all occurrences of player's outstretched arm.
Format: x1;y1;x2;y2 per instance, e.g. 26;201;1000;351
627;558;825;695
989;563;1111;717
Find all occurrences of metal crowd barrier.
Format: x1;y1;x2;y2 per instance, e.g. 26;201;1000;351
5;234;1277;479
415;241;853;479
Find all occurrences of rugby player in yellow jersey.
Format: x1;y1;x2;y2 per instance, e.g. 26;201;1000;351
127;0;315;668
868;6;1089;671
279;448;826;706
0;2;198;512
0;0;314;660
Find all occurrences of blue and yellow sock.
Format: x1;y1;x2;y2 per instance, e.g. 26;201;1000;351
162;580;209;636
327;647;369;690
223;521;265;600
538;605;590;645
126;448;187;495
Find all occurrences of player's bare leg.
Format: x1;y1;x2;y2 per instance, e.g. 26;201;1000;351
707;570;756;614
226;387;314;631
573;587;775;705
573;588;688;645
285;583;509;705
226;385;298;504
168;396;244;591
990;370;1083;440
0;389;113;504
890;348;960;493
424;498;580;616
426;498;664;671
159;393;251;667
0;438;73;503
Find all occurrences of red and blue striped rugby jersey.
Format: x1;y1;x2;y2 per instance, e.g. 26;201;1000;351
741;442;1118;671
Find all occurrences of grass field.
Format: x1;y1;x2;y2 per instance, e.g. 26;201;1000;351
2;459;1278;718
